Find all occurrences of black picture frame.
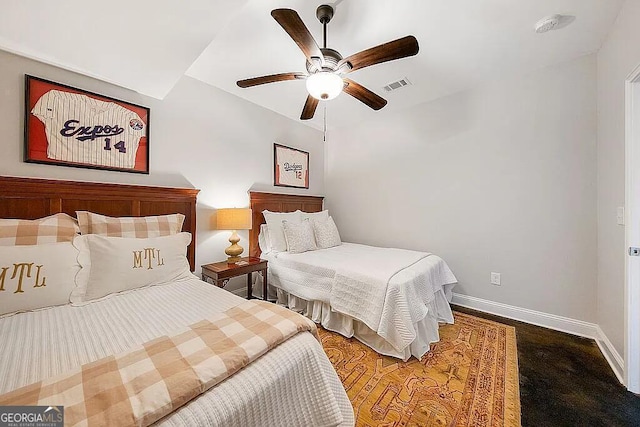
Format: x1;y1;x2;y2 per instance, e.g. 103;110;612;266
24;75;150;174
273;143;309;189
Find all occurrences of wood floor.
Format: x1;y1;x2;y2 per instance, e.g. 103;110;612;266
452;305;640;427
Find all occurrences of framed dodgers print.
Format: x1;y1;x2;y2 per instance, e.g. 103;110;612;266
24;75;150;174
274;143;309;189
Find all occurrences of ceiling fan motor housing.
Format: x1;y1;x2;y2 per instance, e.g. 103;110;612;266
306;48;343;73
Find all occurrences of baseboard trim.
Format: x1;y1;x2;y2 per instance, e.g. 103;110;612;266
595;326;625;385
451;293;624;384
451;293;598;338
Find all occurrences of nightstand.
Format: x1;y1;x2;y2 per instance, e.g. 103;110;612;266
201;257;268;300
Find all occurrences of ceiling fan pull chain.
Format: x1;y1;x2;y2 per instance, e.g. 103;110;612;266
323;104;327;142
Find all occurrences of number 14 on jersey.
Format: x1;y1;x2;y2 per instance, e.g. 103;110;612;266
104;138;126;153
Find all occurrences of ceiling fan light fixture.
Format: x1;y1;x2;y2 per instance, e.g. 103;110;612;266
238;7;419;120
306;71;343;100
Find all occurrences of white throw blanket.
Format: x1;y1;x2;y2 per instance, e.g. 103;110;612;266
375;254;457;352
329;245;428;334
267;243;457;354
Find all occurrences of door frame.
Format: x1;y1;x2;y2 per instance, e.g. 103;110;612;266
624;62;640;393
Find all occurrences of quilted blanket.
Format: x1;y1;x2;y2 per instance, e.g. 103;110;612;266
329;245;429;333
0;300;317;427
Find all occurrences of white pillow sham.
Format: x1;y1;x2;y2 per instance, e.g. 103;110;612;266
258;224;272;254
71;232;193;305
298;210;329;222
262;210;302;252
0;242;79;317
313;216;342;249
282;219;317;254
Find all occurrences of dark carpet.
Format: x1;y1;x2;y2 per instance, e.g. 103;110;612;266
453;305;640;427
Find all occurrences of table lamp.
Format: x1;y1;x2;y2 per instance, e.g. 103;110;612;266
216;208;253;263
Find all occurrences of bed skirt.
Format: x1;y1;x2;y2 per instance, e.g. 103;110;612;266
256;274;455;361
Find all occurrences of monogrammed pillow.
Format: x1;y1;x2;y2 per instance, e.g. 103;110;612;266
312;216;342;249
282;219;317;254
71;232;193;305
76;212;185;237
0;242;79;317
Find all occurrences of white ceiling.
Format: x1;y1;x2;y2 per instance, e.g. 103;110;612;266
0;0;624;130
0;0;249;99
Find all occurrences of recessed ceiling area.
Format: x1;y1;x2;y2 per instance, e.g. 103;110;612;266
0;0;249;99
0;0;624;130
187;0;623;130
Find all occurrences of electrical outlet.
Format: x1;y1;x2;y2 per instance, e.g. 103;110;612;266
490;272;501;286
617;207;625;226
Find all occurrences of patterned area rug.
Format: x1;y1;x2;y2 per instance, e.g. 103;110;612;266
319;312;521;427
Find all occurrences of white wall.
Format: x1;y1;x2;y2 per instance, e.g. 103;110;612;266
597;0;640;356
0;49;324;291
326;54;598;323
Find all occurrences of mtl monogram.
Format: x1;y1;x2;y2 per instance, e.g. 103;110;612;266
0;263;46;294
133;248;165;270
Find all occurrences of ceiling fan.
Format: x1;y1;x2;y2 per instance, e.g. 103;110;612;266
236;4;419;120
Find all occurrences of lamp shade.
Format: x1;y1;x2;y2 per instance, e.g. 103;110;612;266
306;71;343;100
216;208;252;230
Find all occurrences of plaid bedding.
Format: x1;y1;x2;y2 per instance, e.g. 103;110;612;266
0;213;79;245
0;300;317;427
76;212;185;237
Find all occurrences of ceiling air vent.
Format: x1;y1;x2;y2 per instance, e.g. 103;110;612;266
383;77;412;92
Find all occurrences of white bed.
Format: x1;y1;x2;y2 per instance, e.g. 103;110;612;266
0;276;354;426
260;242;458;361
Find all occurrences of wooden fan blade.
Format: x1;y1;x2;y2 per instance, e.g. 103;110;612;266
237;73;305;88
300;95;319;120
339;35;419;73
343;78;387;110
271;9;324;63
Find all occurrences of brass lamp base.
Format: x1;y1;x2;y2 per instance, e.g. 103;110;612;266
225;230;244;264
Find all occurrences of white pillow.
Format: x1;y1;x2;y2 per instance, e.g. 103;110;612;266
313;216;342;249
258;224;272;254
298;210;329;222
71;232;193;305
262;210;302;252
282;219;317;254
0;242;79;317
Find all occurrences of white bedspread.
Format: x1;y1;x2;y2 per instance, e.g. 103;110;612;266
264;243;458;358
0;277;353;427
330;244;428;335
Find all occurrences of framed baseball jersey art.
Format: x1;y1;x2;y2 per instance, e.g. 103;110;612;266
273;143;309;189
24;75;150;174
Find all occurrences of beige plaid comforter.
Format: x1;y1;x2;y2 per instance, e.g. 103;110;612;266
0;300;318;426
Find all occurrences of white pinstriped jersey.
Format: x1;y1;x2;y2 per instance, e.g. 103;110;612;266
31;90;146;169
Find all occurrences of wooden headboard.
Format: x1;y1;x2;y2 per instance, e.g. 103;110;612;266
0;176;200;270
248;191;324;258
